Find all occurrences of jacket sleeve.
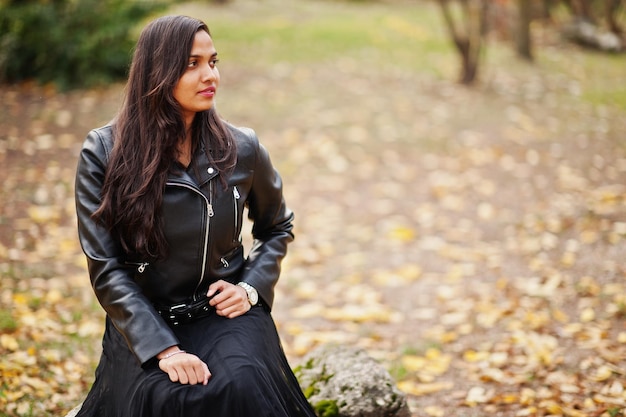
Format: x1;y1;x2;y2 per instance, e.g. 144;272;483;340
240;130;295;310
75;127;179;365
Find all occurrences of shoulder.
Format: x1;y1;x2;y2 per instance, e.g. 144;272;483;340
225;122;259;149
225;122;264;165
81;124;114;163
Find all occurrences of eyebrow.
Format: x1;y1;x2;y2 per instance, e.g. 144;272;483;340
189;52;218;59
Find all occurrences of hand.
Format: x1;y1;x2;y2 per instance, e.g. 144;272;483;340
158;347;211;385
207;280;250;318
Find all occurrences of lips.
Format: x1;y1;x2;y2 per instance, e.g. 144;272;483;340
198;86;216;97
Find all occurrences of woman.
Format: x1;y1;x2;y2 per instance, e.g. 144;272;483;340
75;15;315;417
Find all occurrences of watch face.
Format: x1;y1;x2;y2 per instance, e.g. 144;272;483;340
249;289;258;305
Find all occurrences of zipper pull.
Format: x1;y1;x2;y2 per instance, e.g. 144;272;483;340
220;257;229;268
208;204;214;217
137;262;149;273
233;186;240;200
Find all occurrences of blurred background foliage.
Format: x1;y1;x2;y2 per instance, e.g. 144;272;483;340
1;1;625;416
0;0;623;90
0;0;171;89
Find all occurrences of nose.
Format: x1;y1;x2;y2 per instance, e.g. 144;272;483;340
201;64;217;82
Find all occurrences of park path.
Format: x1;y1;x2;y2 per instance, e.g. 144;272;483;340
1;39;625;417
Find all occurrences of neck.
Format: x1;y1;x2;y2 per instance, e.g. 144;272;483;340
177;128;193;168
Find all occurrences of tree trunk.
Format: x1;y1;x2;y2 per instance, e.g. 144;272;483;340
606;0;623;34
438;0;487;85
516;0;533;60
459;40;479;84
569;0;595;22
540;0;554;20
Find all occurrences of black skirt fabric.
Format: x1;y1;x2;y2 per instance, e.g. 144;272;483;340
77;306;316;417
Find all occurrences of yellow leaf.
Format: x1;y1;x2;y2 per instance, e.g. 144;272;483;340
0;334;19;351
77;319;104;337
562;407;587;417
580;307;595;323
590;365;614;382
21;375;48;392
4;389;26;402
493;393;518;404
519;388;536;405
607;380;624;396
489;352;509;367
401;355;426;372
16;401;31;415
290;302;326;319
397;380;453;396
439;331;458;343
560;251;576;267
27;205;60;223
424;406;445;417
551;308;569;323
388;226;415;242
45;289;63;304
516;407;538;416
539;400;562;414
465;386;491;405
323;305;394;323
479;368;506;383
13;294;28;305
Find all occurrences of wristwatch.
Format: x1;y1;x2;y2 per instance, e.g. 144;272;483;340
237;282;258;306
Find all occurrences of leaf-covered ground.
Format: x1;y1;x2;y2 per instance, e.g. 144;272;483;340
1;1;626;416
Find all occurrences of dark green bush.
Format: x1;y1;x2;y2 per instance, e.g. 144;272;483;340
0;0;169;90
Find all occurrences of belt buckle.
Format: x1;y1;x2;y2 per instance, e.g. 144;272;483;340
169;303;188;313
167;303;188;326
158;298;212;326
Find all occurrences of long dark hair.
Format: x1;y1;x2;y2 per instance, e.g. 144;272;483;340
93;15;236;260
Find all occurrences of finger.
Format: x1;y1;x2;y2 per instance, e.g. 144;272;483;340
169;368;180;383
203;363;211;385
207;280;223;298
211;291;236;310
193;362;208;385
215;299;239;316
185;365;199;385
177;366;189;384
220;302;249;319
230;303;251;318
220;286;247;309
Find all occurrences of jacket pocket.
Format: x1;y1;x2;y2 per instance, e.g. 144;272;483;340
124;261;150;274
219;246;245;279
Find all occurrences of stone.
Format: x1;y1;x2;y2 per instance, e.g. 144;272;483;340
563;18;623;52
295;345;411;417
65;346;412;417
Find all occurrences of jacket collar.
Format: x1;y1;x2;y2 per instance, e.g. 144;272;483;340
195;141;219;187
167;143;219;188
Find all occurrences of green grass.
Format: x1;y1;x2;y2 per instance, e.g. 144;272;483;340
0;309;17;333
171;0;454;77
169;0;625;112
538;48;626;111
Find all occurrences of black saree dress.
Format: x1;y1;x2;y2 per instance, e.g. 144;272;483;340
76;304;315;417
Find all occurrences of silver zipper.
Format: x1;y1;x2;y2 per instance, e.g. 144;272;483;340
166;180;213;300
137;262;149;273
220;257;229;268
233;186;240;242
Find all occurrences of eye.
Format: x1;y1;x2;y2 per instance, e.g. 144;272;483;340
209;58;219;68
187;60;198;68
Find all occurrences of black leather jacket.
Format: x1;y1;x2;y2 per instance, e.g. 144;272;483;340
75;124;294;364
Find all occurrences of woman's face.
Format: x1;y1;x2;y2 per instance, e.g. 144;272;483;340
173;30;220;127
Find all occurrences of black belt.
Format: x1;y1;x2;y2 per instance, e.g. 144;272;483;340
155;297;214;326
